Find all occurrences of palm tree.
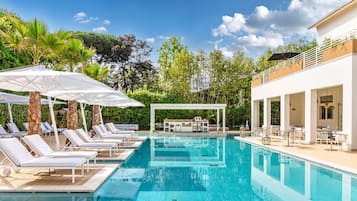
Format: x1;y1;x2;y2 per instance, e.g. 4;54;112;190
1;17;68;135
60;38;94;130
83;63;109;126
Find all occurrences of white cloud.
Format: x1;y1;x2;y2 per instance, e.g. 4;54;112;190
211;0;349;58
92;26;107;33
237;32;284;49
74;12;87;21
219;47;234;58
74;12;99;24
158;35;171;40
103;20;111;25
145;38;155;43
212;13;246;37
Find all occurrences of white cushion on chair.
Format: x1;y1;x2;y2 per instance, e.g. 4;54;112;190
0;138;34;166
21;157;86;167
23;134;54;156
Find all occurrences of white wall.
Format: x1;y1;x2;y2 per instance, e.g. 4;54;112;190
316;85;342;130
290;93;305;127
317;3;357;42
252;55;355;149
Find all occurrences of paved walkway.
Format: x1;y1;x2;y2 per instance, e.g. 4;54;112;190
235;136;357;175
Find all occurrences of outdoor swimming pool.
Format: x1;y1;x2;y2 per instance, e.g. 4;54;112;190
1;135;357;201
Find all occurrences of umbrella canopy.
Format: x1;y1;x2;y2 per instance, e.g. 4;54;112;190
0;92;66;105
0;65;114;94
45;90;144;107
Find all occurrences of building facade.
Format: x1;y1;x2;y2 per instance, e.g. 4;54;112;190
251;1;357;150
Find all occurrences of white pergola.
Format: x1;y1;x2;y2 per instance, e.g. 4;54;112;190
150;104;227;133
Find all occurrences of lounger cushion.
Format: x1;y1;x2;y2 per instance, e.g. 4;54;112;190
82;142;116;148
23;135;54;156
47;151;97;159
0;138;34;166
75;129;94;143
21;157;86;167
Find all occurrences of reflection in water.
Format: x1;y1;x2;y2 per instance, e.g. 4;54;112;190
2;136;357;201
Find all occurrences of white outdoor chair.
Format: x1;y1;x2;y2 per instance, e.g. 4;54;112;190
63;129;116;157
0;124;26;138
75;129;123;145
93;125;131;140
0;138;86;183
105;123;135;134
23;135;97;171
6;122;21;133
43;122;65;133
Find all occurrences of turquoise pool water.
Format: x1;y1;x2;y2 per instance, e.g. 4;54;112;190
1;136;357;201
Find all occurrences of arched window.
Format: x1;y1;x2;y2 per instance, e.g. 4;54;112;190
320;106;326;120
327;106;334;119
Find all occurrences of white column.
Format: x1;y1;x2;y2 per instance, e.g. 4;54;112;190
263;98;271;129
222;107;226;133
280;95;290;131
47;97;60;150
305;89;317;144
217;109;220;132
80;103;88;133
150;106;155;133
280;162;285;184
251;100;260;133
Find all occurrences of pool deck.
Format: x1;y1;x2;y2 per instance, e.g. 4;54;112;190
0;164;118;192
235;136;357;175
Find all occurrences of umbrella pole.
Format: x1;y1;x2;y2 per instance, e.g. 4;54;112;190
80;103;88;133
7;103;13;123
47;96;60;150
99;106;104;125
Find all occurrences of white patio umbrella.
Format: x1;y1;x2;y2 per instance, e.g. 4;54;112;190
44;90;144;132
0;65;117;149
0;92;65;126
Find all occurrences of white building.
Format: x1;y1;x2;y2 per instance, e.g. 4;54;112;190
251;0;357;150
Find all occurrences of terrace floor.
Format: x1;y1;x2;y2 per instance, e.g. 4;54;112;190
235;136;357;175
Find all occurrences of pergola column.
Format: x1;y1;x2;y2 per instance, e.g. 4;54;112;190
222;107;226;133
305;89;317;144
217;109;220;132
263;98;271;130
150;106;155;133
280;94;290;131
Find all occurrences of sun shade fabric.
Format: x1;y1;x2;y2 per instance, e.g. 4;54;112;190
0;92;65;105
0;66;114;94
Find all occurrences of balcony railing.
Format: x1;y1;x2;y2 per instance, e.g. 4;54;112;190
252;29;357;87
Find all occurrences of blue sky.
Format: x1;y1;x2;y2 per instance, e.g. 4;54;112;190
0;0;349;63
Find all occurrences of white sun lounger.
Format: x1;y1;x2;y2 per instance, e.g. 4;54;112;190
0;138;86;183
94;125;132;139
0;124;26;138
75;129;123;145
105;123;135;134
43;121;65;133
23;135;97;171
64;130;117;157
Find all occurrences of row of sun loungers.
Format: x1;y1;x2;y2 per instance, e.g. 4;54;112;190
0;123;145;183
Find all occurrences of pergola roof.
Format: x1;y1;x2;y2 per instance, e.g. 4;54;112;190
150;103;226;110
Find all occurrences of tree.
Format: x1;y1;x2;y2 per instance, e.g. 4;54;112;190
83;63;109;126
1;17;67;135
158;36;186;90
